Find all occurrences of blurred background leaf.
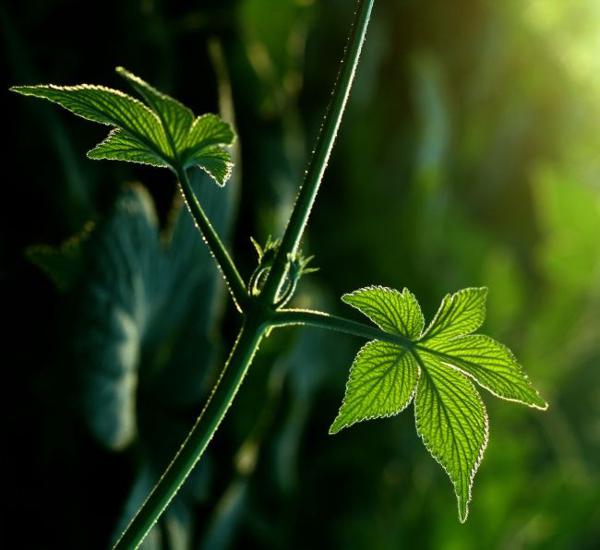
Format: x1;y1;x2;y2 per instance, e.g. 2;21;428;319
3;0;599;548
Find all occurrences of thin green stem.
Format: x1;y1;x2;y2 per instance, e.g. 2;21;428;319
270;309;414;349
114;3;376;547
113;317;267;549
260;0;375;304
175;165;248;311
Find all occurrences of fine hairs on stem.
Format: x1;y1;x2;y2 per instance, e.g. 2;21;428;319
112;1;376;547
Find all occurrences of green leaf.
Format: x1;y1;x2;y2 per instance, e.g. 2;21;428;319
12;69;236;185
421;287;488;343
11;83;170;159
185;144;233;187
342;286;424;339
430;335;548;409
414;352;488;522
80;184;165;450
332;285;547;521
87;128;169;167
181;114;236;186
329;341;419;434
116;66;194;151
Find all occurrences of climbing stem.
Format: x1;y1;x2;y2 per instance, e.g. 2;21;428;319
260;0;375;304
113;317;267;549
116;2;376;546
175;165;248;311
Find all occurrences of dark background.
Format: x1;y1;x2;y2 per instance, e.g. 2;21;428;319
2;0;599;548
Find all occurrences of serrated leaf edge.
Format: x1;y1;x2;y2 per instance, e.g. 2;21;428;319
11;83;163;128
329;339;420;434
413;355;490;523
422;338;548;410
420;287;488;342
86;128;169;168
341;285;424;338
115;66;194;119
196;159;234;188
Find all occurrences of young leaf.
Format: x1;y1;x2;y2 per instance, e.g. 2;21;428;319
116;66;194;151
180;114;236;186
10;84;170;159
332;285;548;521
11;69;236;185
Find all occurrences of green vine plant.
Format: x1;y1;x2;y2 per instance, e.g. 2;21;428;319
11;0;547;548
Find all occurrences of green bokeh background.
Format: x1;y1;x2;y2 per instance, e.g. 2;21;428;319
3;0;599;548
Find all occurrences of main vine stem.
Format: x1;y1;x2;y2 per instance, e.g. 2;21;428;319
260;0;374;304
114;1;374;547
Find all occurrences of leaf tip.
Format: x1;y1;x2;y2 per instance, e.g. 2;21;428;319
115;66;137;82
10;84;34;95
533;396;549;411
457;492;471;523
328;414;348;435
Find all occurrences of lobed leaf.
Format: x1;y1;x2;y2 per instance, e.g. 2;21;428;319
429;335;548;409
12;69;237;186
342;286;424;339
184;145;234;187
414;353;488;522
11;83;170;159
330;341;419;434
421;287;488;344
87;128;169;167
181;114;236;186
333;284;547;522
116;66;194;151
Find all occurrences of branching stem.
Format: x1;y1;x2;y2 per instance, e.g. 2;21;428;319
114;1;375;547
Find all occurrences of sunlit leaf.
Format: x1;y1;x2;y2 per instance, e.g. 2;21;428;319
11;83;170;159
421;287;488;344
12;69;236;185
414;352;488;522
181;114;236;186
116;66;194;151
330;341;419;434
430;335;547;409
342;286;424;339
332;285;547;521
87;128;169;167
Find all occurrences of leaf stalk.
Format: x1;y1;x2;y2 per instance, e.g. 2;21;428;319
270;308;414;349
175;165;248;311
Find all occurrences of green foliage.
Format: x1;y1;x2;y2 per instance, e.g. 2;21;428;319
332;286;547;521
8;0;569;544
11;69;235;185
26;224;93;292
